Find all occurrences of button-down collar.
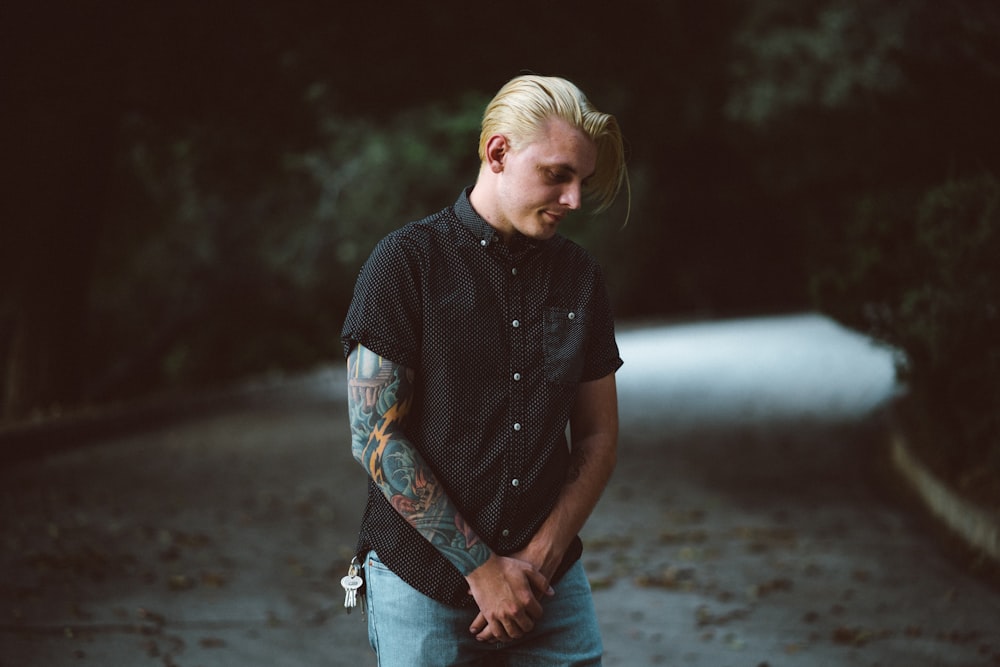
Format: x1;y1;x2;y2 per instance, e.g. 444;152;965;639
454;188;544;256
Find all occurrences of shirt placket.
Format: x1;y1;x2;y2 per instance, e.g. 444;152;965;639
499;245;528;550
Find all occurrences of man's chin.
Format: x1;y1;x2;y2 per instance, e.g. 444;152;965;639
531;218;562;239
528;227;559;241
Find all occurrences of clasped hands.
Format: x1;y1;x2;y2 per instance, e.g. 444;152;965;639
465;549;558;643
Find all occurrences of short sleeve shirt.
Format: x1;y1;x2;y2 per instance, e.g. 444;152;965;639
341;188;623;607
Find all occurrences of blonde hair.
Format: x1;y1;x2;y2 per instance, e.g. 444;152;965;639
478;75;629;215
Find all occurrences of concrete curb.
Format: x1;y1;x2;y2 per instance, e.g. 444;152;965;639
889;428;1000;564
0;367;344;465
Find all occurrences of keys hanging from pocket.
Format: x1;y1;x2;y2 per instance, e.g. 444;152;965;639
341;557;363;613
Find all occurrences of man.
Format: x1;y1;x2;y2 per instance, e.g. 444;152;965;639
342;74;628;666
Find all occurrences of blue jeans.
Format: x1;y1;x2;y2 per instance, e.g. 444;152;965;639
364;550;603;666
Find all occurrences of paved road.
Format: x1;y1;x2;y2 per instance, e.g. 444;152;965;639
599;315;999;665
2;314;998;666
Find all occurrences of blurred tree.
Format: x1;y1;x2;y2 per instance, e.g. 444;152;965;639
1;3;123;419
17;0;995;425
812;175;999;486
7;0;755;418
85;94;485;401
725;0;1000;479
726;0;1000;225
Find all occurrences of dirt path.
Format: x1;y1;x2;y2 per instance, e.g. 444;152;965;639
2;316;998;666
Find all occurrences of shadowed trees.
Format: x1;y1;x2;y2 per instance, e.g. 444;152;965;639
3;0;998;486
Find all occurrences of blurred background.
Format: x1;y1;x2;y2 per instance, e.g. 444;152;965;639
2;1;998;485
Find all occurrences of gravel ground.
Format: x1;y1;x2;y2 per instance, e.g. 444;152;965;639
2;314;998;666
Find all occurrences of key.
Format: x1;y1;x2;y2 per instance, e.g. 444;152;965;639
342;574;362;609
341;557;363;613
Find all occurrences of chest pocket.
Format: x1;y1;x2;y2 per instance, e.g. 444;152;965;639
543;307;588;384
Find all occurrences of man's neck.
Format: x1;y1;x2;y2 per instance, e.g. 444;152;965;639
468;181;515;245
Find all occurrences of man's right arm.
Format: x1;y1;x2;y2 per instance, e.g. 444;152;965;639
346;343;548;640
347;343;491;573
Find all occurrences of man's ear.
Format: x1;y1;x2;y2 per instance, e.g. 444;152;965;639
485;134;509;173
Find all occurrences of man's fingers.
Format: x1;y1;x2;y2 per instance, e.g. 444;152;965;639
469;613;484;634
526;568;555;597
472;597;543;643
476;615;532;643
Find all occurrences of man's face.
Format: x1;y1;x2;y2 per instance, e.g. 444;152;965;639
493;118;598;242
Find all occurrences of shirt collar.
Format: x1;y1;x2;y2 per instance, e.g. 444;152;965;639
454;187;546;255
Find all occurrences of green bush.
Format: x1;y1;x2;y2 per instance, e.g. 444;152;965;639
811;173;1000;482
87;96;485;401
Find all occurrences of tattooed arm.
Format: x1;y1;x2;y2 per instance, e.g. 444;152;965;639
347;343;549;641
347;343;491;574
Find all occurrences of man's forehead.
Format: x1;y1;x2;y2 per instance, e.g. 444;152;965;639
531;119;596;164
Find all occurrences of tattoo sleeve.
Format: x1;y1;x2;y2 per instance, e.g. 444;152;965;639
347;344;491;575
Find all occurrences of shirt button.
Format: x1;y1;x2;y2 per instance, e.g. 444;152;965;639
513;372;521;381
568;312;576;320
513;422;521;431
511;479;520;487
480;239;487;247
511;267;518;276
512;319;520;328
502;529;510;537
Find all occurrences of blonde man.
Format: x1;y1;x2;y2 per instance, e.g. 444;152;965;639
343;74;627;666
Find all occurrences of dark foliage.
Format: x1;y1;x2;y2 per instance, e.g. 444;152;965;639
3;0;999;487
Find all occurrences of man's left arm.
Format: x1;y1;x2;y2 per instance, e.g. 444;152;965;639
520;370;619;580
470;371;617;640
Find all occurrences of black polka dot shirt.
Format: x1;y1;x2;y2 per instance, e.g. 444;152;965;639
341;188;623;607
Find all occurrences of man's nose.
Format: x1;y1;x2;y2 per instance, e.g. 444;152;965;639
560;183;582;210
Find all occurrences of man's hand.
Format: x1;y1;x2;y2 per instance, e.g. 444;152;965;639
466;554;553;642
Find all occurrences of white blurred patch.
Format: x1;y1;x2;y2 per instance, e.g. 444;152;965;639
616;313;901;427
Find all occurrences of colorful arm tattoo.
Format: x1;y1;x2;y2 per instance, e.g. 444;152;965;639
347;344;491;575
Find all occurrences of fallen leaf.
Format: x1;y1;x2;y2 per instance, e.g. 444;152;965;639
199;637;226;648
200;571;228;588
167;574;195;591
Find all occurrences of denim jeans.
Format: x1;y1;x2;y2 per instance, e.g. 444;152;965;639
364;550;603;666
